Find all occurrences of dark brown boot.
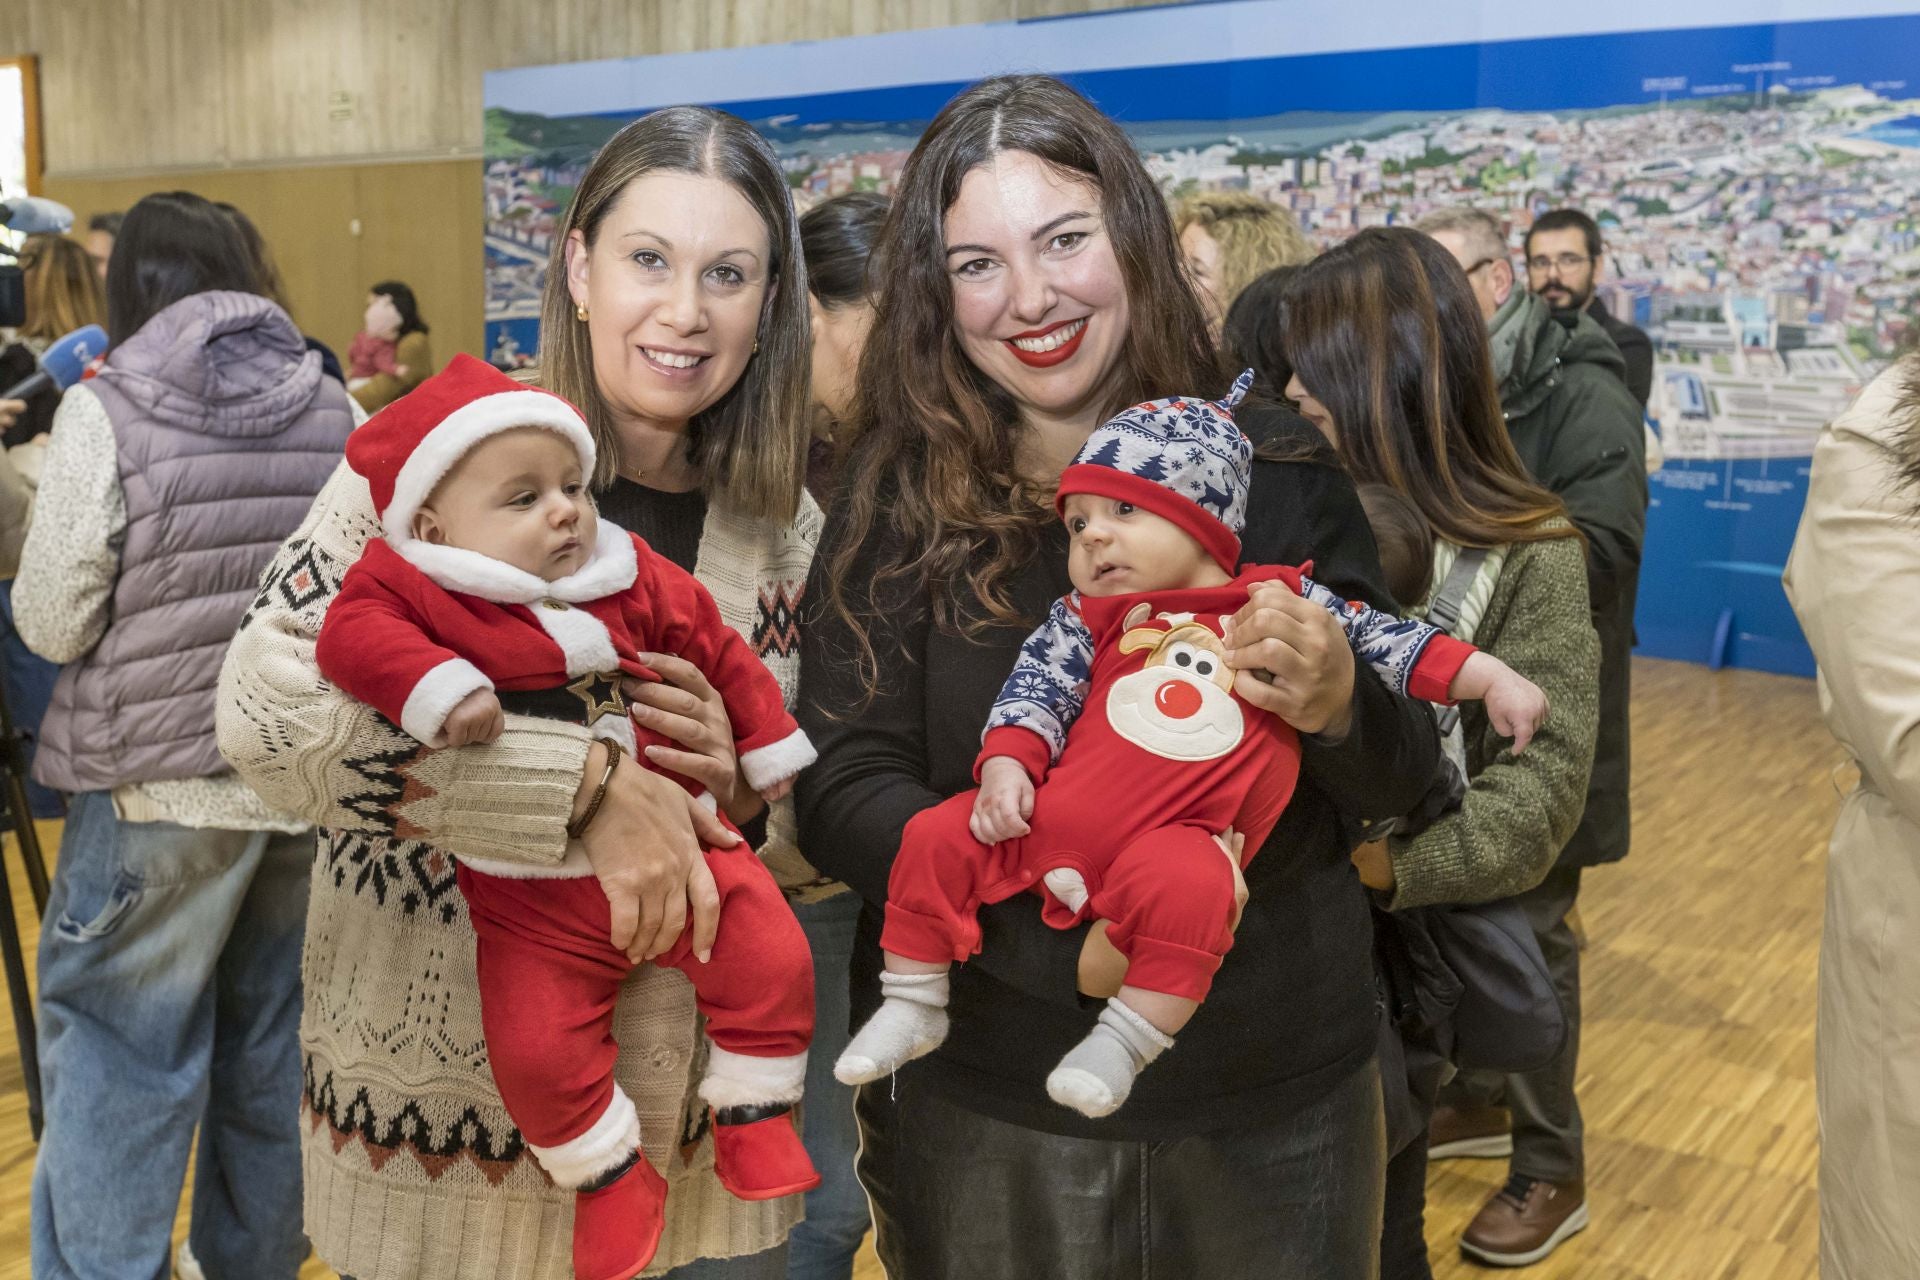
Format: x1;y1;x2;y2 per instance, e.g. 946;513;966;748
1459;1174;1589;1267
1428;1102;1513;1160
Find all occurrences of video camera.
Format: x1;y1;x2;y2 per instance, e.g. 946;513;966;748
0;196;78;329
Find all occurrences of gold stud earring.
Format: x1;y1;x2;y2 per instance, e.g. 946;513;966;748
752;339;760;354
576;304;589;322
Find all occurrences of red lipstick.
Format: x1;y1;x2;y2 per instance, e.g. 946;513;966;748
1004;317;1088;369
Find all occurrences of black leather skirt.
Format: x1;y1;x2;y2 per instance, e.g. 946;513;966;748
854;1056;1387;1280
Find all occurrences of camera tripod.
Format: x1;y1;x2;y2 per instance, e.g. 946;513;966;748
0;674;52;1140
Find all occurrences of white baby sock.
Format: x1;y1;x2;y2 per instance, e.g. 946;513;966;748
1046;998;1176;1118
833;971;951;1085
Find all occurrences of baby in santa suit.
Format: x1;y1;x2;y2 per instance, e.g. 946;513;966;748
836;371;1546;1118
316;355;819;1280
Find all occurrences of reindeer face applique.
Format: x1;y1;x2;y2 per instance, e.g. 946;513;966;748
1105;603;1244;762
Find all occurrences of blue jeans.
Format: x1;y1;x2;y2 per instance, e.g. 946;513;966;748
787;892;870;1280
667;1245;790;1278
31;791;312;1280
0;577;65;819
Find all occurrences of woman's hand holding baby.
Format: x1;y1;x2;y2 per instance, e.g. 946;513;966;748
1224;583;1357;737
576;741;734;965
626;652;761;823
1450;652;1548;753
971;757;1035;845
443;689;505;746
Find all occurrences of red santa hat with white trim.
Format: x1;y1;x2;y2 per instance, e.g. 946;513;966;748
347;353;598;547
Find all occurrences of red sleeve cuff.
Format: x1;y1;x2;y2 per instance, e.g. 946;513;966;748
1408;634;1475;705
975;726;1054;785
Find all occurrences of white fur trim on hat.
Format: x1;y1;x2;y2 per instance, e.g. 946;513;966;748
382;389;596;546
739;728;817;792
699;1045;808;1109
401;658;495;745
395;518;639;604
525;1088;642;1188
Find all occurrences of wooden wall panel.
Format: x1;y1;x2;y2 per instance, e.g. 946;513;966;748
0;0;1154;175
2;0;1156;364
43;160;487;361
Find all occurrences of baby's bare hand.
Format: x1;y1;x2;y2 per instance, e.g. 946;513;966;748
760;776;795;804
443;689;505;746
970;758;1035;845
1485;670;1548;754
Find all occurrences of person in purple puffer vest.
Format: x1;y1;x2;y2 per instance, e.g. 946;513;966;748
13;191;353;1280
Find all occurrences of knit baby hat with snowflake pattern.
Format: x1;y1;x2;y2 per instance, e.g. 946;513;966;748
1054;368;1255;574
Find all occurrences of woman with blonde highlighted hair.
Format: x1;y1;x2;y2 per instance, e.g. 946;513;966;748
1174;191;1314;337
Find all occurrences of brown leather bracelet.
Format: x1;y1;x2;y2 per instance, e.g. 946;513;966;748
566;738;623;840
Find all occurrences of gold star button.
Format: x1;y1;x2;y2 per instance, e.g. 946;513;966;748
567;670;628;724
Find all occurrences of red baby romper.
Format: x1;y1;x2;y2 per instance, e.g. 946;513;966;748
881;565;1468;1003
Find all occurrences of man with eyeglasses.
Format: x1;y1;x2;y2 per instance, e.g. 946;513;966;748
1411;205;1647;1270
1525;208;1653;410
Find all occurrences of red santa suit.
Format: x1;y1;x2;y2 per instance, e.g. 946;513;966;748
313;355;818;1280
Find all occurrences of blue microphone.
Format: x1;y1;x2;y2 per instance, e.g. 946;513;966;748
0;197;75;235
2;325;107;401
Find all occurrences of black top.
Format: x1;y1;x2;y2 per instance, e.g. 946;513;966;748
599;479;708;574
0;342;58;446
795;404;1440;1141
1586;297;1654;411
592;477;770;845
305;336;346;386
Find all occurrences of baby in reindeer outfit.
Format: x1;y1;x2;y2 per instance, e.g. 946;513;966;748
316;354;820;1280
837;371;1547;1118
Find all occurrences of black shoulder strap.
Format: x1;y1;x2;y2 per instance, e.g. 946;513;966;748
1426;548;1490;637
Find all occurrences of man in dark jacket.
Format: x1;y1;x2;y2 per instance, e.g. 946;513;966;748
1525;208;1654;411
1417;206;1648;1267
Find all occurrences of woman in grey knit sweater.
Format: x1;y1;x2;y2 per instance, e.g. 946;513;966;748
1281;227;1601;1280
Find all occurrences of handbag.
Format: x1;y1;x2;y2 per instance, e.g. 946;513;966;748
1372;542;1567;1153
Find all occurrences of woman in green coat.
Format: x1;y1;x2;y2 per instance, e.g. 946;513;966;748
1282;227;1602;1277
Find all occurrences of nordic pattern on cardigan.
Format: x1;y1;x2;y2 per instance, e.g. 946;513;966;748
988;573;1444;764
241;537;340;630
304;1060;526;1176
319;829;463;925
753;580;805;659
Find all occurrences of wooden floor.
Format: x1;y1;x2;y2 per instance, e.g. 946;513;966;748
0;657;1837;1279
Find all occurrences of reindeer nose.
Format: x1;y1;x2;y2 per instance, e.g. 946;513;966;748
1155;678;1203;719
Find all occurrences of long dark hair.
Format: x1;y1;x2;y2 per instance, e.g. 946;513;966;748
800;192;889;310
538;106;809;524
1222;264;1300;401
1283;228;1573;549
216;202;291;313
105;191;261;346
826;74;1221;672
370;279;429;337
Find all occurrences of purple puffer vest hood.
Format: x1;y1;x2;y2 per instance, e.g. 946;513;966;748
34;290;353;793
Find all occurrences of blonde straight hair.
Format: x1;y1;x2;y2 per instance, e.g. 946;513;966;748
536;106;810;525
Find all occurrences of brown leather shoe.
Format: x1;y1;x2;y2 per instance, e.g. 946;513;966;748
1459;1174;1589;1267
1428;1102;1513;1160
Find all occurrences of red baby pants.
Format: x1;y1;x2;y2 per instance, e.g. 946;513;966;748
881;790;1241;1003
457;841;814;1157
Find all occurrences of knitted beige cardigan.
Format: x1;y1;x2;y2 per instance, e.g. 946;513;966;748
217;458;820;1279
